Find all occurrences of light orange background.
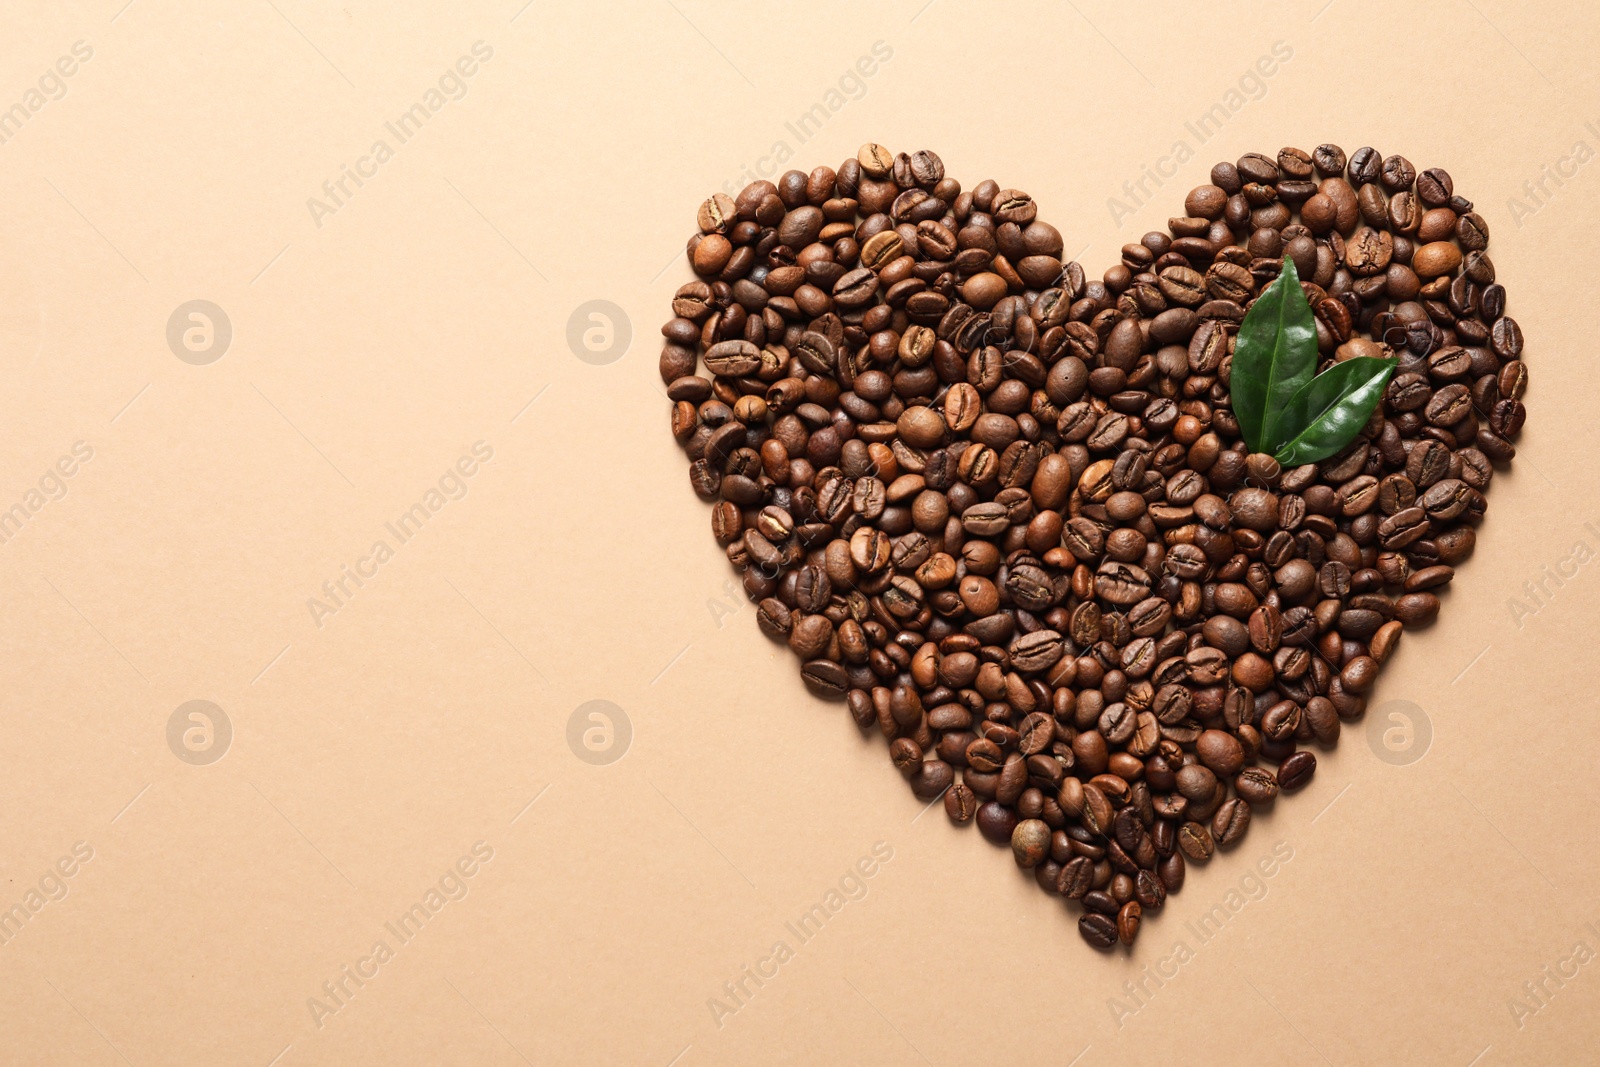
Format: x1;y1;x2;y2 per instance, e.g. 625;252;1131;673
1;1;1597;1064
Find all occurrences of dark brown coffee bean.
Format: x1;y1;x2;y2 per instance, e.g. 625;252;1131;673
1235;768;1279;805
704;339;762;376
965;737;1003;774
756;598;791;639
1196;729;1245;776
1077;890;1114;918
1305;696;1340;742
1178;820;1214;862
1117;900;1142;945
977;800;1017;844
1058;856;1094;899
1261;700;1301;743
1420;478;1473;521
1380;154;1416;191
890;737;923;776
1175;763;1218;805
1416;168;1453;206
1212;798;1251;847
910;758;953;798
1135;868;1166;911
1314;144;1347;176
1011;631;1066;674
1079;911;1118;949
1394;592;1440;626
1340;655;1379;694
1378;508;1428;550
945;781;976;823
800;659;848;697
1018;710;1055;754
1458;212;1489;251
1277;750;1316;791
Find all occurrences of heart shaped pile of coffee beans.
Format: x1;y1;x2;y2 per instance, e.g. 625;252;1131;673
660;143;1523;950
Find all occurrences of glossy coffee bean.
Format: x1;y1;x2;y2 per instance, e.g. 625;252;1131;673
977;800;1018;844
1278;751;1317;792
1080;911;1118;949
1117;900;1142;945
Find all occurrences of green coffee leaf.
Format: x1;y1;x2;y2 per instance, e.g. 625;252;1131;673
1272;356;1398;468
1229;257;1317;454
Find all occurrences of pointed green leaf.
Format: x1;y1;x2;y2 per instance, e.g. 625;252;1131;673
1229;257;1317;453
1272;356;1398;468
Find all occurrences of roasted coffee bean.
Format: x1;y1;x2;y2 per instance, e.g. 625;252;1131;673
1012;631;1066;673
890;737;923;776
1018;710;1056;754
945;782;976;823
1378;508;1428;550
1175;763;1218;804
1111;807;1142;852
1079;888;1118;916
1178;820;1214;862
977;800;1018;844
703;339;762;376
1235;767;1279;805
1417;168;1453;206
1117;900;1142;945
1135;868;1166;911
1394;592;1441;626
1012;819;1051;868
1212;797;1251;847
1347;147;1381;184
1314;143;1347;177
910;759;953;798
1196;729;1245;776
1079;911;1118;949
1260;700;1301;742
1421;479;1473;521
1305;696;1340;742
800;660;848;696
1380;154;1416;191
966;737;1004;774
1058;855;1094;899
1278;751;1317;792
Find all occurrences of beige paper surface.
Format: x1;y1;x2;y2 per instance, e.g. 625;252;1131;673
1;1;1597;1063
